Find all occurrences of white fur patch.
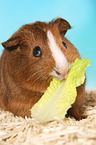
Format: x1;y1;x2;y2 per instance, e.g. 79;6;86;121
47;30;69;77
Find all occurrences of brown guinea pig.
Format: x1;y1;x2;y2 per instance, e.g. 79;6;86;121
0;18;85;120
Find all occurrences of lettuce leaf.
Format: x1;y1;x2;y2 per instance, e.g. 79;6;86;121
31;58;90;123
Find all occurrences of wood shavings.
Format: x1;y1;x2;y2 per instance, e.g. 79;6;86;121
0;90;96;145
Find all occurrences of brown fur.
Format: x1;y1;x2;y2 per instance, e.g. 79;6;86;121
0;18;85;119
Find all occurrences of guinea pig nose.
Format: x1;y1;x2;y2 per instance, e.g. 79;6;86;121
56;71;61;76
58;68;69;79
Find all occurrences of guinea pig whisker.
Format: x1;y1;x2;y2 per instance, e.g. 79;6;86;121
31;73;47;85
27;68;44;81
82;48;96;52
31;72;49;86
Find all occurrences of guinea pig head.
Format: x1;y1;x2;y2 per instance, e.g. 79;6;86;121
2;18;80;93
47;18;81;81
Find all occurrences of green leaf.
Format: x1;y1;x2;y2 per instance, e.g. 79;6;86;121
31;58;91;123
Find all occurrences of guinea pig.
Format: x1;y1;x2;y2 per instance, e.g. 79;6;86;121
0;18;85;120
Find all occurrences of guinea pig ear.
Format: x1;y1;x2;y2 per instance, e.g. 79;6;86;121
2;35;21;51
53;18;71;36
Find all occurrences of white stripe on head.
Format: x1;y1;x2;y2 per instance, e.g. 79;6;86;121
47;30;69;77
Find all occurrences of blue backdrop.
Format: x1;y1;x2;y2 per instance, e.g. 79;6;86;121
0;0;96;89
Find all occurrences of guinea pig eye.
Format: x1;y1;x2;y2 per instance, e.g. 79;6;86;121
33;46;42;57
62;42;67;49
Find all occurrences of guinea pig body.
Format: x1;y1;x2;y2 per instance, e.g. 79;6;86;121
0;18;85;120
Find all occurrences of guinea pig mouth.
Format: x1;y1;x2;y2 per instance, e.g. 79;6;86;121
50;71;67;81
50;63;73;81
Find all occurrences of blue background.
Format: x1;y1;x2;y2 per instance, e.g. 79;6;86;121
0;0;96;89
